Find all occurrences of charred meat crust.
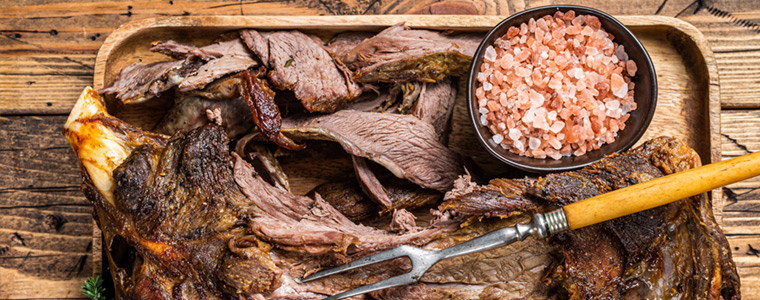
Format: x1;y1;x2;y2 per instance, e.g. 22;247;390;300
443;137;740;299
239;70;304;150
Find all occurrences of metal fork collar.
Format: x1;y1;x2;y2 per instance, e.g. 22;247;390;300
534;208;569;238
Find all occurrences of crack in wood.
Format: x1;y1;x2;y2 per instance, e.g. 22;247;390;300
748;244;760;257
674;0;699;18
721;133;752;154
0;72;92;77
714;48;760;54
11;232;26;246
363;0;379;15
18;251;30;268
0;203;90;210
0;146;69;152
66;254;87;278
0;253;83;260
703;4;760;33
722;187;760;211
318;0;336;15
0;185;81;194
61;57;94;70
724;187;740;206
2;34;43;49
655;0;669;15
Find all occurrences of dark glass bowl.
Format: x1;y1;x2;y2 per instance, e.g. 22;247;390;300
468;5;657;173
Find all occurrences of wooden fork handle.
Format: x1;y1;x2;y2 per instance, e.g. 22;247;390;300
563;150;760;230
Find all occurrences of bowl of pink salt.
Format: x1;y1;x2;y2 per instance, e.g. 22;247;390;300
468;5;656;172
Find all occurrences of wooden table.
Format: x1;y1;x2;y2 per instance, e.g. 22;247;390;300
1;0;758;298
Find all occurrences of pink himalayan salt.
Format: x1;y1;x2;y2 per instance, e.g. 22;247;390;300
475;10;638;159
626;59;638;77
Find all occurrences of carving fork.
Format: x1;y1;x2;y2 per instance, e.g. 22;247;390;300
300;150;760;299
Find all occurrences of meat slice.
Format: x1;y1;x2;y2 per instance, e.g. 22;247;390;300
342;85;401;113
325;31;374;59
341;23;482;82
235;137;291;192
240;29;362;113
441;176;536;219
240;30;270;66
309;180;379;222
153;95;252;138
177;56;257;92
103;39;257;104
281;110;465;192
234;154;447;256
352;155;393;208
412;78;457;143
388;209;420;234
150;39;253;60
352;156;441;211
99;60;196;104
240;71;304;150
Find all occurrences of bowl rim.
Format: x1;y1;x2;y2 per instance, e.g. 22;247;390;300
467;4;658;173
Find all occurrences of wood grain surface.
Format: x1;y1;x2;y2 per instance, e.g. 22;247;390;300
1;0;759;299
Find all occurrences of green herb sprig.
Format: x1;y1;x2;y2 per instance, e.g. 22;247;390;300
81;276;107;300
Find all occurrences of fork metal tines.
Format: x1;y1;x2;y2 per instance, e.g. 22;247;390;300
299;211;565;299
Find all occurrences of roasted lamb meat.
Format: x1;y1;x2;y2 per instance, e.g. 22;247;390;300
102;38;258;104
240;29;362;113
339;23;482;82
281;110;465;192
65;87;738;299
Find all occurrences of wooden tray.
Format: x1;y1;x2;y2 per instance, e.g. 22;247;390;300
92;15;721;276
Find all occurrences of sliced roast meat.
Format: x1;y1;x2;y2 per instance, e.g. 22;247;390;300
441;176;536;219
235;137;291;192
103;39;256;104
388;209;420;234
412;78;457;143
309;180;379;222
151;39;253;61
240;30;270;67
239;29;362;113
352;155;392;208
342;84;401;113
282;110;465;192
234;153;448;256
341;23;482;82
177;56;257;92
442;137;740;299
153;95;252;138
149;40;199;60
325;31;374;59
240;71;304;150
352;156;441;211
396;81;422;114
184;75;242;100
100;60;198;104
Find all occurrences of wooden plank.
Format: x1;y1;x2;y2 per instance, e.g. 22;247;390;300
679;9;760;108
0;115;93;299
721;110;760;299
0;55;94;114
727;235;760;299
